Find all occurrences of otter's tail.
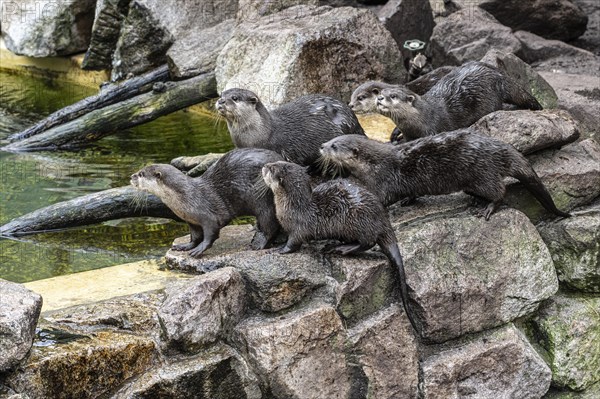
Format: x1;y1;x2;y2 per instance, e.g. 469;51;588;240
510;151;571;217
505;79;543;110
379;233;419;333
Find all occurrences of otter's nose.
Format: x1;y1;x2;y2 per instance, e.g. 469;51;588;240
130;174;136;180
348;102;355;109
217;98;225;105
377;96;384;101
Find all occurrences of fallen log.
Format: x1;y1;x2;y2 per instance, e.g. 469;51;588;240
3;72;217;152
0;187;180;237
8;65;170;142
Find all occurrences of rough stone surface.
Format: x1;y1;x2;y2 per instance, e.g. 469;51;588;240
112;0;237;79
430;8;521;67
545;382;600;398
82;0;130;70
480;49;558;109
421;324;552;398
166;20;235;79
479;0;588;42
158;267;247;353
236;0;319;21
232;304;353;398
4;328;155;399
216;5;404;106
1;0;96;57
166;232;329;313
332;253;397;324
0;279;42;372
43;290;164;334
392;208;558;343
537;201;600;292
515;30;598;65
539;71;600;142
112;343;262;399
528;294;600;391
506;139;600;220
348;304;419;398
377;0;435;60
472;109;580;155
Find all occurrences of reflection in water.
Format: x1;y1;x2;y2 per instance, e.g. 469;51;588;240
0;72;232;283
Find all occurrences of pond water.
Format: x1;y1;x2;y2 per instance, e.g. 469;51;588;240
0;71;232;283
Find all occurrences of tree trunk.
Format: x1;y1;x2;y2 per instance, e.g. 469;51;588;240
3;72;217;152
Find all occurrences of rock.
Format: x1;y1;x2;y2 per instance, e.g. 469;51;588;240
82;0;131;70
478;0;588;42
571;0;600;56
377;0;435;59
506;139;600;220
4;328;155;399
1;0;96;57
392;208;558;343
347;304;419;398
112;0;237;80
112;343;262;399
236;0;319;21
537;201;600;292
539;71;600;142
158;268;246;353
545;382;600;398
0;280;42;372
165;230;329;313
472;109;580;155
166;20;235;79
527;294;600;391
216;5;404;106
421;324;552;398
429;0;460;19
232;304;353;398
515;30;598;65
332;253;397;324
481;49;558;109
430;8;521;67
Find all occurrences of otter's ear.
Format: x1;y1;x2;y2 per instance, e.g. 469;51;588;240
352;147;359;157
407;95;416;105
249;96;258;105
372;88;380;95
154;171;162;179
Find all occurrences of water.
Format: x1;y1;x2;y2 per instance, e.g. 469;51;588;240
0;71;232;283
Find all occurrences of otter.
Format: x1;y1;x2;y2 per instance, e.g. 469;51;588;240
377;61;542;142
131;149;283;257
320;132;570;219
262;161;415;329
216;88;366;167
348;66;456;114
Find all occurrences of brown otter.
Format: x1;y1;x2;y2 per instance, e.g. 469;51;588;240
261;161;415;329
216;88;366;168
320;132;570;219
131;149;283;257
348;66;456;113
377;61;543;142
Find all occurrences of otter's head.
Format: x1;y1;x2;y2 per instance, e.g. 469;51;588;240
216;88;263;122
320;135;388;177
130;164;181;198
262;161;310;195
377;87;420;120
350;81;391;114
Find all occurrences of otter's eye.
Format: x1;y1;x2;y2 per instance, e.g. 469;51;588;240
331;143;337;150
232;96;239;101
357;95;365;101
390;94;398;100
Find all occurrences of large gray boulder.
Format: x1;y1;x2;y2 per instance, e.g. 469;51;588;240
112;343;262;399
158;267;247;353
216;5;404;106
1;0;96;57
478;0;588;42
472;109;580;155
527;294;600;391
348;304;419;398
537;201;600;293
236;0;319;21
82;0;130;70
0;280;42;372
232;304;353;398
430;8;521;67
515;30;598;66
393;208;558;343
481;49;558;109
421;324;551;398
